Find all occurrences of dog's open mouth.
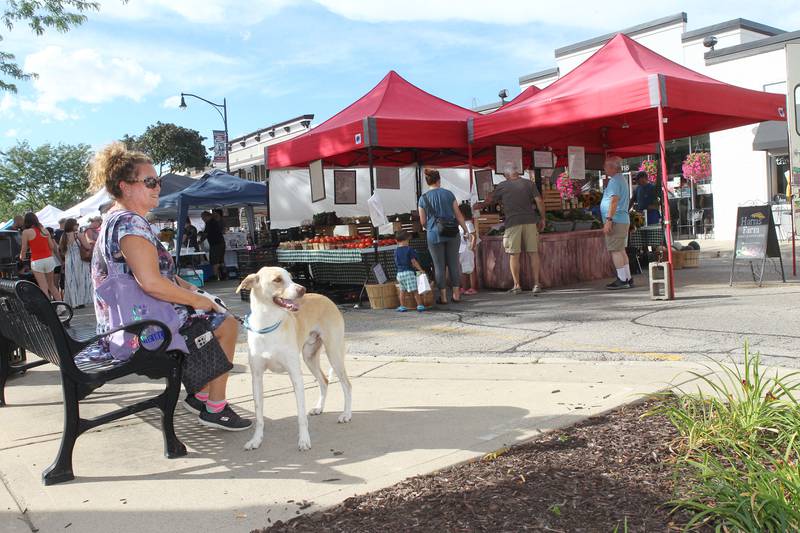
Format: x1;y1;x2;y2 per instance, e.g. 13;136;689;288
273;296;299;312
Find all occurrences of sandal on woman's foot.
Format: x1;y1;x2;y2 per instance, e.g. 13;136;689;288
463;288;478;295
507;287;522;295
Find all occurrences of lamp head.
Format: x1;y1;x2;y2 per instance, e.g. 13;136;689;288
498;89;508;100
179;94;187;109
702;36;718;50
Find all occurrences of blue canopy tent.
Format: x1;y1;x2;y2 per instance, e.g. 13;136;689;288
157;170;267;265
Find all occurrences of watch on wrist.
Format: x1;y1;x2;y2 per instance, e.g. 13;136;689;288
606;217;613;222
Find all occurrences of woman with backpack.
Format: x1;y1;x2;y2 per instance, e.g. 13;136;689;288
418;169;473;304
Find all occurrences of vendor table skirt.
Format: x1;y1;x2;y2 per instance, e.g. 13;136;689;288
478;230;615;289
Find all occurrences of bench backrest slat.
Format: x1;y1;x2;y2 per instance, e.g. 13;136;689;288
0;280;80;375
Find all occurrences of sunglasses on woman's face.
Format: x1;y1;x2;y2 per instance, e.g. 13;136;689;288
131;176;162;189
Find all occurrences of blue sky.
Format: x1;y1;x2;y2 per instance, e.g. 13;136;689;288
1;0;799;153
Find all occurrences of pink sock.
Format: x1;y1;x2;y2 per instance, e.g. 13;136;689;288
195;391;209;402
206;399;227;413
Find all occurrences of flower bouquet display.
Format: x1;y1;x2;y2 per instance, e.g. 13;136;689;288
556;172;578;200
638;159;658;183
681;152;711;181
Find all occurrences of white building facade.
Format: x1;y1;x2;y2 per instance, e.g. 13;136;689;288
507;13;799;240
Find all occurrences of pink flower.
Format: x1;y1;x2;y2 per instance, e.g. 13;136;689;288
638;160;658;184
556;172;577;199
682;152;711;180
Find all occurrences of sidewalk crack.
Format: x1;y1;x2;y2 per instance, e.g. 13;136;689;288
0;469;38;532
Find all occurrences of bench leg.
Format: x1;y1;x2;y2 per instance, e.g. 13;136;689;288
43;380;80;485
159;366;187;459
0;337;14;407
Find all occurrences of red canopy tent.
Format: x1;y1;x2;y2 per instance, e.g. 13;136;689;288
471;33;785;152
470;33;787;296
498;84;541;110
265;70;479;171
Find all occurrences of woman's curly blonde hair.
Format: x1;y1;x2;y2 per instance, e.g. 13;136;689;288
89;142;152;199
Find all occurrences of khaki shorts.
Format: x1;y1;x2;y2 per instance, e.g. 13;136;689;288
605;222;630;252
503;223;539;254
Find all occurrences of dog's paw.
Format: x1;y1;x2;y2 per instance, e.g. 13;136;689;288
244;436;263;451
338;412;352;424
297;435;312;451
308;407;324;416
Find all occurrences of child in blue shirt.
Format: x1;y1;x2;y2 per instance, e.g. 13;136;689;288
393;231;426;312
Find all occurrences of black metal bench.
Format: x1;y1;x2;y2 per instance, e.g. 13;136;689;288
0;279;187;485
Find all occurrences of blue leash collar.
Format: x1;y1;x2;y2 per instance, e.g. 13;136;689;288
242;314;282;334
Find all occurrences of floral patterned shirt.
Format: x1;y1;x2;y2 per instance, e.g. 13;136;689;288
91;210;190;337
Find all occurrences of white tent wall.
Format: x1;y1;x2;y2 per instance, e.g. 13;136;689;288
269;167;475;229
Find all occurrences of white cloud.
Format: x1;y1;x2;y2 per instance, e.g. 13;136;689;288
162;95;182;108
21;46;160;120
311;0;800;31
241;30;252;42
97;0;296;25
0;93;15;116
3;129;18;138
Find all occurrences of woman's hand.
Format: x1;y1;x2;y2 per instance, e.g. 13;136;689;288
603;220;613;235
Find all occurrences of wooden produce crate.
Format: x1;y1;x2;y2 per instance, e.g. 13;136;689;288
344;224;374;237
315;225;335;236
475;213;502;237
390;220;422;235
542;189;563;211
365;283;400;310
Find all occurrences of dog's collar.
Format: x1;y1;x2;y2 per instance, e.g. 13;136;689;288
242;314;282;334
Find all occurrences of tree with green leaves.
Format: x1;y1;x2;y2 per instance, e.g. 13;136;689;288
2;1;104;93
123;122;210;175
0;141;92;220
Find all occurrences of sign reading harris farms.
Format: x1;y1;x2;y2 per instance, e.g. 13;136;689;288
734;206;774;260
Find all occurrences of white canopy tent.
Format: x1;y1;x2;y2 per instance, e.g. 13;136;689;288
35;205;66;228
61;189;113;223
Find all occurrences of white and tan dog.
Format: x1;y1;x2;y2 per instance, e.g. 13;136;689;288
236;267;352;451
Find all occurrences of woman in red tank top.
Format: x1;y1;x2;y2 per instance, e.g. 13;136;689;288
19;212;63;301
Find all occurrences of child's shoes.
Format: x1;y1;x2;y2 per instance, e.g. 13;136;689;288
396;306;408;312
416;305;426;312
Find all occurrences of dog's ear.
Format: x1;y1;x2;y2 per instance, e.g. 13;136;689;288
236;273;259;293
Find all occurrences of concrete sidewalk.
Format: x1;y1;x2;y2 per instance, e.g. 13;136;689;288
1;355;708;533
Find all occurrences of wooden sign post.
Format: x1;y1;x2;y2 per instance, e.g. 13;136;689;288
730;205;785;286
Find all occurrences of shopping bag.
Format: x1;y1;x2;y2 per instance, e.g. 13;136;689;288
460;249;475;275
417;273;431;294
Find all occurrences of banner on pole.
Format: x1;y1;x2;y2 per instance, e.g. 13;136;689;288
213;130;227;164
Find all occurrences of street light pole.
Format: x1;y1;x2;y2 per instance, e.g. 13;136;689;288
179;92;230;173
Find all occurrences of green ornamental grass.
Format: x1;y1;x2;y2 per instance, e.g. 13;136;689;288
651;343;800;532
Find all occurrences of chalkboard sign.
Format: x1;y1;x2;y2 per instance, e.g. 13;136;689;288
730;205;784;285
733;206;779;259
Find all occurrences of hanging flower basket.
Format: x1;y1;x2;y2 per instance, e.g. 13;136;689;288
638;160;658;184
682;152;711;181
556;172;578;200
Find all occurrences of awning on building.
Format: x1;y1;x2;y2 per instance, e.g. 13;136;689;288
752;120;789;151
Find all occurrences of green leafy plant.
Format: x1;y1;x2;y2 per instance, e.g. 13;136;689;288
652;343;800;532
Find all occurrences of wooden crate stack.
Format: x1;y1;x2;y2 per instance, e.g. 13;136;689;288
542;189;563;211
475;213;502;237
390;220;422;235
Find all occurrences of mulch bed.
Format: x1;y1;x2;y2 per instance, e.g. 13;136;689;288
256;399;703;533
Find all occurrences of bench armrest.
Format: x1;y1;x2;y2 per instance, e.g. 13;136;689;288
50;301;73;327
77;320;173;355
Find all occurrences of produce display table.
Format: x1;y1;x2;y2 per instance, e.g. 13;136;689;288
628;225;665;248
276;239;431;286
478;230;615;289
